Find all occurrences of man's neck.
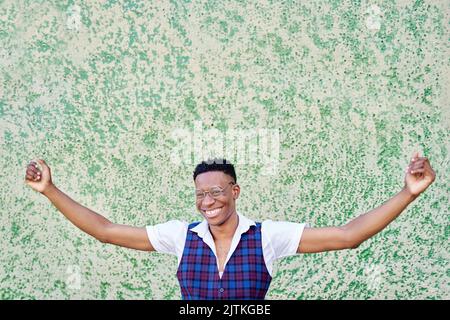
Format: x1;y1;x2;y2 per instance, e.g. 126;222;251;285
209;212;239;242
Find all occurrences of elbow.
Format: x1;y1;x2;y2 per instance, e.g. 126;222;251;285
95;233;109;243
347;236;363;249
96;235;109;244
95;223;112;244
349;241;361;249
342;228;362;250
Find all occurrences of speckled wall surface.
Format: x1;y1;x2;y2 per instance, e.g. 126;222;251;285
1;0;449;299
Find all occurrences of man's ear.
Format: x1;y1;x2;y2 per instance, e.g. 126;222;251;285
232;184;240;199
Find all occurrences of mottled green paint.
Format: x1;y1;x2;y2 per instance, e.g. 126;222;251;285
0;0;448;300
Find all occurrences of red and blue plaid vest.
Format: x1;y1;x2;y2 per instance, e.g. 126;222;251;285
176;222;272;300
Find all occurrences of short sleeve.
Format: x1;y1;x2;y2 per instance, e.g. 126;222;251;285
262;220;309;261
146;220;188;259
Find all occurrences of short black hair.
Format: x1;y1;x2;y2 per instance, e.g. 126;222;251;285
193;158;237;183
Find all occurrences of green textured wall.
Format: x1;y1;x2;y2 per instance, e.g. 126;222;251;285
1;0;449;300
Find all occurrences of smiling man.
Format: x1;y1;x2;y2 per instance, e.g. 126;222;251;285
24;153;435;300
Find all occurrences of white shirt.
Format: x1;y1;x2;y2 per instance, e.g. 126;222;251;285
146;212;308;278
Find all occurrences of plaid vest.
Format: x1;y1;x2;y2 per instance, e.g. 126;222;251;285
176;222;272;300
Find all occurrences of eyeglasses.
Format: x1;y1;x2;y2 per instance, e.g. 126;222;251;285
195;182;235;200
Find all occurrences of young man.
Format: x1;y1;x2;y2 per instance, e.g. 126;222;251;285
24;153;435;299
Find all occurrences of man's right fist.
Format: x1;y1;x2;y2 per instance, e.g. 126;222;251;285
25;159;53;193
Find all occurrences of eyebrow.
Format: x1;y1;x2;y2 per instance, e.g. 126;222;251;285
195;185;223;191
195;181;235;192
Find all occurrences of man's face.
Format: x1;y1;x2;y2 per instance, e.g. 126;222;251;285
194;171;240;226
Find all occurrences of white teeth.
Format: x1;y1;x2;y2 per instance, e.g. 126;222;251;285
204;207;223;216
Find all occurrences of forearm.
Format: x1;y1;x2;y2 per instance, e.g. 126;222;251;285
43;184;112;241
343;187;418;247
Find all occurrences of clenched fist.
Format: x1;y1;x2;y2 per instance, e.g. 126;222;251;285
403;151;436;197
24;159;53;194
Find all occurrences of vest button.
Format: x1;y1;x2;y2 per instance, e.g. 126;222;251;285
219;288;224;293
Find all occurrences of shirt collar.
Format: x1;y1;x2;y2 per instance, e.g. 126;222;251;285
191;211;256;239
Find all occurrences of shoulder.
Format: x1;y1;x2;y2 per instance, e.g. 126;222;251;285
145;220;190;256
261;219;308;233
146;219;190;243
261;220;308;244
261;219;308;256
148;219;189;232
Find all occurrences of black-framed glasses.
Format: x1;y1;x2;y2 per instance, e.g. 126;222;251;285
195;182;235;200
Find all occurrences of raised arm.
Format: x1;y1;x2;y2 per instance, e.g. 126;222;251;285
25;159;154;252
298;151;436;253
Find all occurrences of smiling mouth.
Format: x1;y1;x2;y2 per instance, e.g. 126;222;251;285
202;206;224;218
